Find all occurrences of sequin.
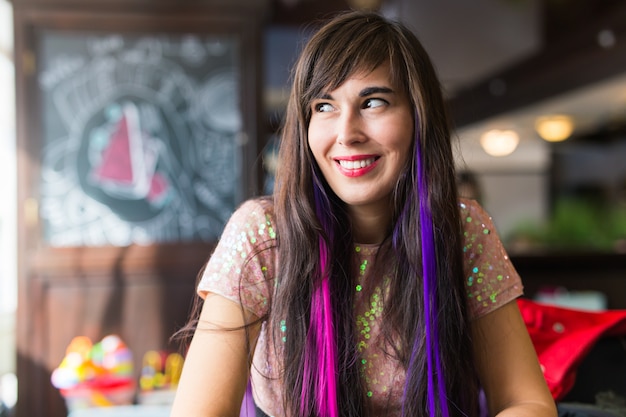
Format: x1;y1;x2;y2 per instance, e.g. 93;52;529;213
280;320;288;342
354;251;388;396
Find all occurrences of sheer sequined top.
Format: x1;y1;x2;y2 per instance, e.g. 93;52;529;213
197;198;523;417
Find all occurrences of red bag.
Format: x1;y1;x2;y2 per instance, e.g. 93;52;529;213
517;298;626;401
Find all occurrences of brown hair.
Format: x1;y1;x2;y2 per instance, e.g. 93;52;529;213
272;10;478;417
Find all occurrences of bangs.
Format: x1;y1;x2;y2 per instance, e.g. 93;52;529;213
302;19;408;107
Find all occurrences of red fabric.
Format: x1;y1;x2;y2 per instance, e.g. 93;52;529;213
517;298;626;401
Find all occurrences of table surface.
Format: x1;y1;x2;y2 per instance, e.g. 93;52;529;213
67;405;171;417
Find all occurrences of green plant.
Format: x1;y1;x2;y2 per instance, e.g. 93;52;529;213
507;197;626;252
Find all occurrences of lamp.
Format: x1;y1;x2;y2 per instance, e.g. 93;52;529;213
534;115;574;142
479;129;519;157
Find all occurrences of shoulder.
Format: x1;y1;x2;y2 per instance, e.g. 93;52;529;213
458;197;506;261
210;197;278;264
458;198;500;237
225;197;277;241
458;198;490;222
231;197;275;224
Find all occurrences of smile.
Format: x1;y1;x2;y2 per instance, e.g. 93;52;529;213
334;156;379;177
337;157;376;170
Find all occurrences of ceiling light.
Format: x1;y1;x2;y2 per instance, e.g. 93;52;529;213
479;129;519;157
534;115;574;142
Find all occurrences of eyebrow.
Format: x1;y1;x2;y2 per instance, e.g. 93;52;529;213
359;86;394;97
318;86;395;100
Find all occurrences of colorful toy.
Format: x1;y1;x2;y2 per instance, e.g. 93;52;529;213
137;350;184;406
51;335;135;410
139;350;184;391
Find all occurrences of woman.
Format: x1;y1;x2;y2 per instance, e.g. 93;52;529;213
170;11;557;417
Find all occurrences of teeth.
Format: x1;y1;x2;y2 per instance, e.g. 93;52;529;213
338;158;375;169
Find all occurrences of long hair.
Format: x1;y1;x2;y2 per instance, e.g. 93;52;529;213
272;10;479;417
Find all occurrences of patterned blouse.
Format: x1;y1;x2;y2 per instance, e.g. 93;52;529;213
198;198;523;416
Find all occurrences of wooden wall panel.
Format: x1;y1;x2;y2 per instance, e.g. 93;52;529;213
20;243;212;417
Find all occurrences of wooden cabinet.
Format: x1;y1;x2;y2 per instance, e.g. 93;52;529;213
11;1;269;416
22;244;212;416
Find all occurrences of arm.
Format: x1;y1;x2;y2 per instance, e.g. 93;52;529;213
472;300;557;417
170;293;261;417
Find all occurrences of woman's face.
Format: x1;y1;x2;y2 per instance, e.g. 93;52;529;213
308;63;414;215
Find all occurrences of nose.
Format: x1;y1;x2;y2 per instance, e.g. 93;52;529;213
336;109;365;146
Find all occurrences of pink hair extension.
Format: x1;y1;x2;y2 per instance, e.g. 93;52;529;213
300;180;339;417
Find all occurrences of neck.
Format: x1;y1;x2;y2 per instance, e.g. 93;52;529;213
347;204;391;244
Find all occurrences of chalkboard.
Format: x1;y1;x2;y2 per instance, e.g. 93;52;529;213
37;30;244;246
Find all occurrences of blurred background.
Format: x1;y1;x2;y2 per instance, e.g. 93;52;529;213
1;0;625;416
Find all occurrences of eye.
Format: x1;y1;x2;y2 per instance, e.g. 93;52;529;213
363;98;388;109
314;102;335;113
